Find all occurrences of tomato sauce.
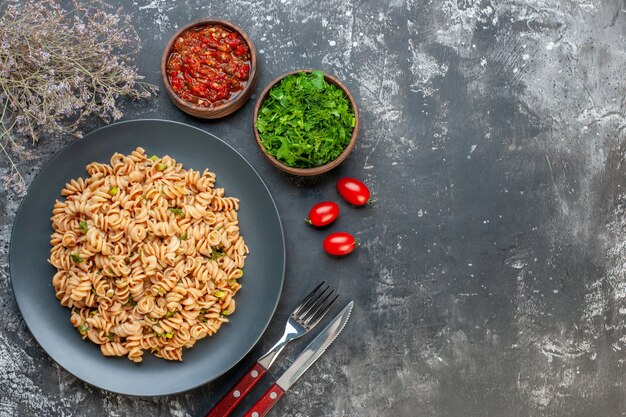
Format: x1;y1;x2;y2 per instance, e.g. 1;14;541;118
166;25;251;108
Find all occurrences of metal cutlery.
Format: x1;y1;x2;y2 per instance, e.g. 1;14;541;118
243;301;353;417
206;281;338;417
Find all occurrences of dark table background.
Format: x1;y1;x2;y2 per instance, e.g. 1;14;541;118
1;0;626;416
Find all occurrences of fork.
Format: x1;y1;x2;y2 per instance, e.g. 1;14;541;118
206;281;338;417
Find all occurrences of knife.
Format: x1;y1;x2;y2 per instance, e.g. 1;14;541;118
242;301;353;417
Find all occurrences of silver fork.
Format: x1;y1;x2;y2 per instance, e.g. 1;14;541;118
206;282;338;417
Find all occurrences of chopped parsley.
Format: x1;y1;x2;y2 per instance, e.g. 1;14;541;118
168;207;184;216
108;185;118;196
166;311;174;318
156;163;167;171
149;154;159;161
198;309;208;323
214;290;226;299
256;70;356;168
179;232;188;241
71;252;84;263
79;220;88;234
210;250;224;261
78;323;88;335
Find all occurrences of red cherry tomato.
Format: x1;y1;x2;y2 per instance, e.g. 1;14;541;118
323;232;358;256
337;177;371;206
306;201;340;227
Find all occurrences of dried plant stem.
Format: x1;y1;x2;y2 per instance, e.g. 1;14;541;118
0;138;24;186
0;96;25;188
0;0;157;192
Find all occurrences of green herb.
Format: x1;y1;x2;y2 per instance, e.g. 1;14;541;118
156;163;167;171
210;250;224;261
166;311;173;318
90;310;97;315
71;253;84;263
168;207;184;216
150;155;159;161
165;332;173;339
79;220;89;234
179;232;188;241
214;290;226;299
78;323;88;335
227;279;237;287
108;186;118;196
256;70;355;168
108;332;115;341
92;288;97;295
221;310;230;316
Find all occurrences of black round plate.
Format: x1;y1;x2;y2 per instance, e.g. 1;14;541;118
9;119;285;396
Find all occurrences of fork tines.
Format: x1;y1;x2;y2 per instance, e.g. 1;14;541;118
292;281;339;330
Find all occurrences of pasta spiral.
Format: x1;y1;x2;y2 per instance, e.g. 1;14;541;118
49;148;248;362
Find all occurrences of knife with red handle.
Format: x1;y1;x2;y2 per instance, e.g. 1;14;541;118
206;282;338;417
243;301;353;417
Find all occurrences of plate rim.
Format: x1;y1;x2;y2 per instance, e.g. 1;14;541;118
8;118;285;396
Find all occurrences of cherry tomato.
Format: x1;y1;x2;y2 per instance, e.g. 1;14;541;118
306;201;340;227
337;177;371;206
323;232;358;256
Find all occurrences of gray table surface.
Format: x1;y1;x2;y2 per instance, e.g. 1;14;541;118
1;0;625;416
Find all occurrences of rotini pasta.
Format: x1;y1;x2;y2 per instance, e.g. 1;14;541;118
49;147;248;362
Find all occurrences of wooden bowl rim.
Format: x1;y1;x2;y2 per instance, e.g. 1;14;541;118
160;18;258;116
253;69;360;176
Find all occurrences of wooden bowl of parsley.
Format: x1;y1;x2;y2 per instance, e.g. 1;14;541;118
253;70;359;176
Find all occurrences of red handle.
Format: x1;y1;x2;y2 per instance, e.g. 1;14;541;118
243;383;285;417
206;362;268;417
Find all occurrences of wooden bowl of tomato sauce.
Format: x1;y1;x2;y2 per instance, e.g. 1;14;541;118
161;19;259;119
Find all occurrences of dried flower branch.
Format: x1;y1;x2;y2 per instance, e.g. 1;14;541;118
0;0;157;191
